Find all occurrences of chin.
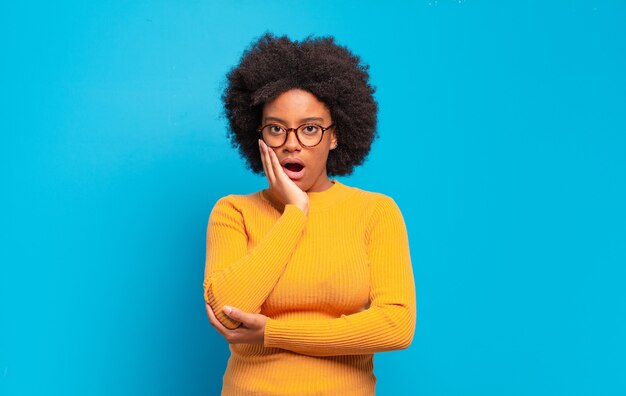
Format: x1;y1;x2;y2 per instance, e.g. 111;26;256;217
293;179;309;190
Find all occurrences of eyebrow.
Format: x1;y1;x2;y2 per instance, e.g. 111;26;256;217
263;116;326;124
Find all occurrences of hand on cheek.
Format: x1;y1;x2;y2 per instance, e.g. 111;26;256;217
258;139;309;215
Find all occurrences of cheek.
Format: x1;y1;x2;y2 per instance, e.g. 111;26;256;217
309;151;331;171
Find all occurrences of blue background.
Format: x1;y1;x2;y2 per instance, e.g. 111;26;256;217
2;1;625;395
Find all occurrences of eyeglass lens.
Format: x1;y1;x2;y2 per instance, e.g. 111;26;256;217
261;124;324;147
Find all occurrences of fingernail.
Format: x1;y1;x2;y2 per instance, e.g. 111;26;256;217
223;306;232;315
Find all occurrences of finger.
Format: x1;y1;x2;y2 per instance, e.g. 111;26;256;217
258;139;271;183
267;146;288;182
223;306;256;327
205;302;219;326
205;303;230;336
261;140;277;185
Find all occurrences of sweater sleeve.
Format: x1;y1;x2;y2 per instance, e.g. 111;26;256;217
203;196;308;330
263;196;416;356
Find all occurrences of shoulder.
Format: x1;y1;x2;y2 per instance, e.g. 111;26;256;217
343;183;402;214
212;189;264;208
209;190;268;218
340;185;407;235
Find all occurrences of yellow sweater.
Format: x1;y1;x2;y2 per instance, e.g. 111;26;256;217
203;179;416;395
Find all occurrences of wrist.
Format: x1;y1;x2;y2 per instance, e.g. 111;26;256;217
297;203;309;216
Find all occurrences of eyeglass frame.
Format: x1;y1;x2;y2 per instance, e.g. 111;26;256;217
257;122;336;148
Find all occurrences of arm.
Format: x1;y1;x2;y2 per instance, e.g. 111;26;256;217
263;196;417;356
203;196;307;329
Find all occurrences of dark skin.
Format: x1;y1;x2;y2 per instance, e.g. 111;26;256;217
205;303;267;345
205;89;338;344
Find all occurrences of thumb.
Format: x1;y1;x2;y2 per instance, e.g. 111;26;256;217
223;306;252;323
222;305;239;319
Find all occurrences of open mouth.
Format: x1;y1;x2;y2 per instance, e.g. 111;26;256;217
282;161;305;180
284;163;304;172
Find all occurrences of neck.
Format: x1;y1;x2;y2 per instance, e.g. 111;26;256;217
306;173;334;192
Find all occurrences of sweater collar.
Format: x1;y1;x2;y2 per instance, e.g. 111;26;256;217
307;179;351;211
260;179;354;212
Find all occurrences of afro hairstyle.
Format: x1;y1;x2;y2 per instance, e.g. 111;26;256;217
221;32;378;177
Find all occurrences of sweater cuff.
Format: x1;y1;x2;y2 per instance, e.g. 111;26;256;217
263;318;279;348
263;317;324;349
283;203;307;219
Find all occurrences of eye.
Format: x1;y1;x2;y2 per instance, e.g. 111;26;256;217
301;124;320;135
267;125;284;135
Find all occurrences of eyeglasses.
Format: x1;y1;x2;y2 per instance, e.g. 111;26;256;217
257;123;335;148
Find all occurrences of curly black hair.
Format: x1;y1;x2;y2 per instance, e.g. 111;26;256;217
221;32;378;177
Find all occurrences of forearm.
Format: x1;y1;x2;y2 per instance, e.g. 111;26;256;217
264;301;416;357
204;203;307;329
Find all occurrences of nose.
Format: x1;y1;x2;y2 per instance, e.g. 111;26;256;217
282;129;302;152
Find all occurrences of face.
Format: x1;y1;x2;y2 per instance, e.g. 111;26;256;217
261;89;338;192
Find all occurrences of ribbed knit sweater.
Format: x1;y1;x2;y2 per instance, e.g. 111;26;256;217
203;179;416;395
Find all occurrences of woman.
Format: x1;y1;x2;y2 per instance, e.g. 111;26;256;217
203;33;416;395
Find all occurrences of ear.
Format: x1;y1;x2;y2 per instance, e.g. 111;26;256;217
330;130;338;150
